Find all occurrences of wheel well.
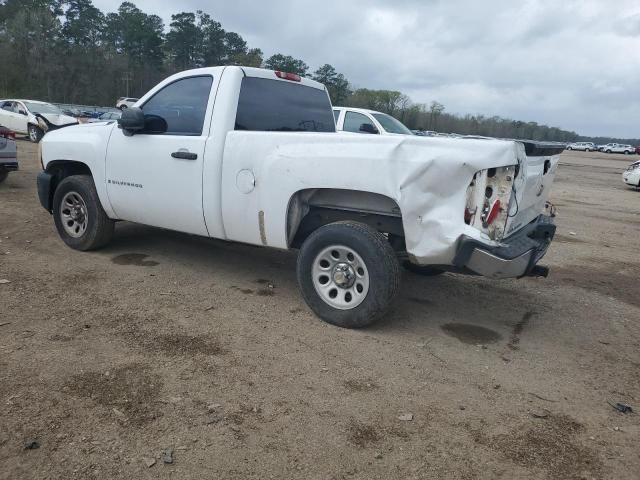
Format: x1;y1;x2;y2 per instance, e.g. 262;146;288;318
44;160;93;207
286;188;405;249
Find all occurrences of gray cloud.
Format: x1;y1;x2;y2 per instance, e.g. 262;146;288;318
93;0;640;137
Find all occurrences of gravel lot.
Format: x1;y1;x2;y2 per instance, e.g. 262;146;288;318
1;140;639;479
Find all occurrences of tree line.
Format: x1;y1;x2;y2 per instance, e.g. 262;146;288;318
0;0;636;144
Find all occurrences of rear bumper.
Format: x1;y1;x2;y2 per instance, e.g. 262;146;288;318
0;161;18;172
453;215;556;279
37;171;54;212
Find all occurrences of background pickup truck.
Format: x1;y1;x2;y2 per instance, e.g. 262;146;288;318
0;135;18;184
37;66;563;328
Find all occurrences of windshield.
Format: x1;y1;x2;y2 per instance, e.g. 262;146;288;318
371;113;412;135
24;102;63;115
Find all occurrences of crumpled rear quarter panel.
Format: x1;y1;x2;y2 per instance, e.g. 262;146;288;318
222;133;525;265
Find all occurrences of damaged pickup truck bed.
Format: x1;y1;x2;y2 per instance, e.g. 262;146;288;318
37;66;563;328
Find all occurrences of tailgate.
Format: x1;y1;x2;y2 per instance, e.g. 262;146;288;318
504;142;563;237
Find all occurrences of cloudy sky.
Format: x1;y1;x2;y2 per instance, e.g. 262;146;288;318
93;0;639;138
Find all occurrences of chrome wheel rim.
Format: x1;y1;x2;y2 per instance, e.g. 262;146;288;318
60;191;88;238
312;245;370;310
29;127;38;142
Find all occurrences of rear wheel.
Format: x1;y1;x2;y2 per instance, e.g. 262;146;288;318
28;124;44;143
0;171;8;183
566;146;572;150
53;175;114;251
297;221;400;329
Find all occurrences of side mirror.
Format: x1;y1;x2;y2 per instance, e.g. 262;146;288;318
143;114;168;135
118;107;145;136
359;123;379;134
18;110;27;116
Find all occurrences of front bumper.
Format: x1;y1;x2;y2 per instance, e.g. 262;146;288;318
453;215;555;279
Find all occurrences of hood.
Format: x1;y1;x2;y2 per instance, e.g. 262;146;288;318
37;113;78;126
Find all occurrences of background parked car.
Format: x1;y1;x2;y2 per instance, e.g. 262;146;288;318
566;142;596;151
0;125;16;139
0;99;78;143
333;107;413;135
0;134;18;184
116;97;139;110
87;111;122;123
601;143;634;154
622;160;640;188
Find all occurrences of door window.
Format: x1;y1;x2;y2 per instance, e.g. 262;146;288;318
343;111;376;134
142;76;213;136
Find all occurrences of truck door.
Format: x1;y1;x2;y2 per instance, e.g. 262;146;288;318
105;75;215;236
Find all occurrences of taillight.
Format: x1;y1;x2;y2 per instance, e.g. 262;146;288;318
484;199;502;227
464;166;515;240
275;71;301;82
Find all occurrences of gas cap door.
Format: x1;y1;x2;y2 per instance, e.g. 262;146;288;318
236;169;256;194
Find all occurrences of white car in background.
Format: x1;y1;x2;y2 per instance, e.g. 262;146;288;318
600;143;635;154
116;97;139;110
610;144;635;155
623;160;640;188
566;142;596;152
0;99;78;143
333;107;413;136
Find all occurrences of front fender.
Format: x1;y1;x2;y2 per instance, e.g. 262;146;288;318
41;124;118;218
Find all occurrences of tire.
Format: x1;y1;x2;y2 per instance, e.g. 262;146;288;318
403;261;445;276
119;105;127;110
624;151;630;155
585;148;591;152
566;147;572;150
28;124;44;143
52;175;114;251
297;221;400;329
0;171;8;183
606;149;612;154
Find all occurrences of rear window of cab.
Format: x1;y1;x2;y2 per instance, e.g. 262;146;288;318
235;77;335;133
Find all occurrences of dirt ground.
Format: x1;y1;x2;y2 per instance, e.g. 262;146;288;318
1;140;639;479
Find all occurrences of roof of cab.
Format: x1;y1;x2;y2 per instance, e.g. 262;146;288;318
163;66;327;92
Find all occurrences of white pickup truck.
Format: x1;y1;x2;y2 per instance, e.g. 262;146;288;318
37;66;562;328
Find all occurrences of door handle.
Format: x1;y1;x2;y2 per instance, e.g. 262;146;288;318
171;150;198;160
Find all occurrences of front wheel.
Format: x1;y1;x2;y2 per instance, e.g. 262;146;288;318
28;124;44;143
297;221;400;329
566;147;572;150
585;148;591;152
52;175;114;251
606;149;612;153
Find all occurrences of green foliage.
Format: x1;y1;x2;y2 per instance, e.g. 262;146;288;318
313;64;351;105
0;1;634;143
264;54;309;76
